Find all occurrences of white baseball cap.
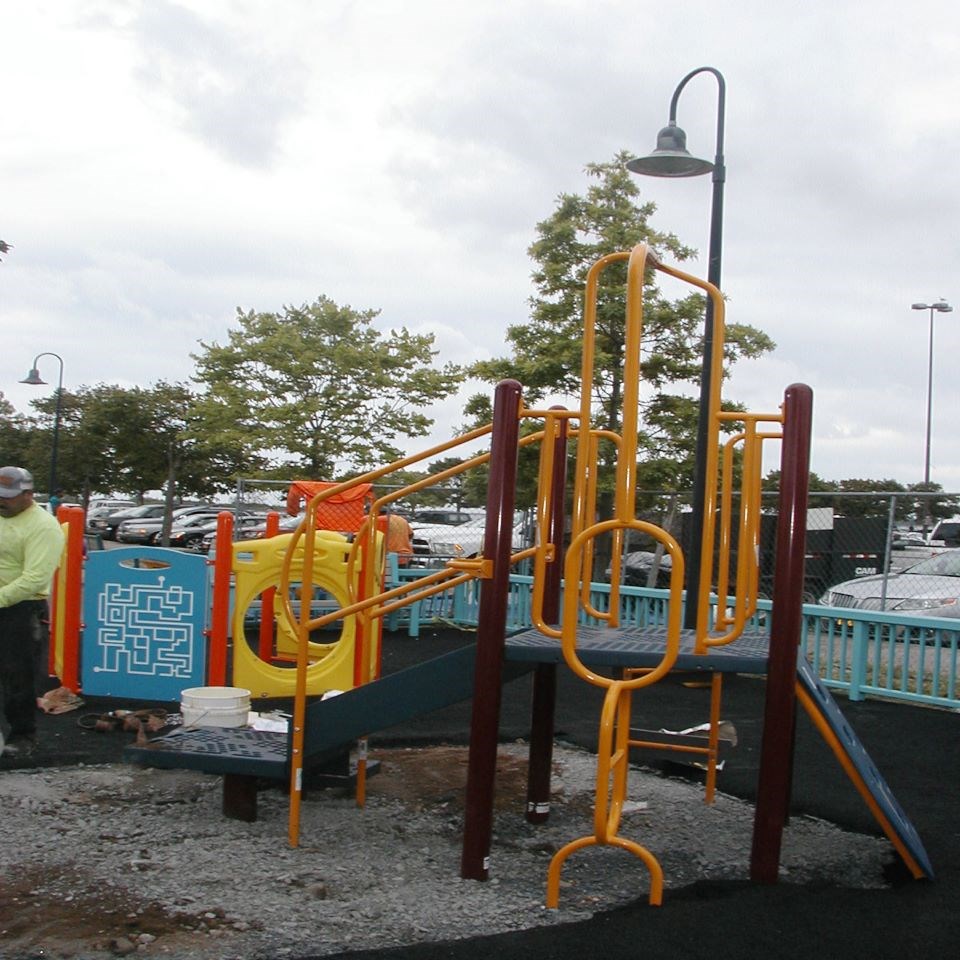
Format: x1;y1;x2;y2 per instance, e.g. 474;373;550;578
0;466;35;498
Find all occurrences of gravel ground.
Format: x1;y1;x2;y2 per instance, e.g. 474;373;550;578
0;742;894;960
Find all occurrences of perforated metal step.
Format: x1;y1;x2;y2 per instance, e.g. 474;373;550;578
126;726;287;778
505;625;770;673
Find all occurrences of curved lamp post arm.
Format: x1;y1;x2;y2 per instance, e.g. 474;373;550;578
20;352;65;498
630;66;726;629
667;67;726;288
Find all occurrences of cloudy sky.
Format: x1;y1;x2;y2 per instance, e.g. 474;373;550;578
2;0;959;489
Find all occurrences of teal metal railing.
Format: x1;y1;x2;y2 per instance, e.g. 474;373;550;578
395;569;960;710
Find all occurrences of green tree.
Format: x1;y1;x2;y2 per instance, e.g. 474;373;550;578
191;296;463;478
21;387;112;500
0;391;30;468
470;153;775;502
903;481;959;526
26;383;259;508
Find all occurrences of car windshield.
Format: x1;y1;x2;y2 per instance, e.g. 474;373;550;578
412;511;475;526
904;551;960;578
119;505;157;518
933;522;960;539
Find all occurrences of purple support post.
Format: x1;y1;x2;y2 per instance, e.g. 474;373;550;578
461;379;523;880
750;383;813;882
526;409;568;823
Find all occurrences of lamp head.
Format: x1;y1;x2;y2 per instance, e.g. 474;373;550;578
626;122;714;178
20;368;47;386
933;301;953;313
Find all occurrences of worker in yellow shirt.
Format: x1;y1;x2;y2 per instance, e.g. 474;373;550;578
382;512;414;567
0;467;65;758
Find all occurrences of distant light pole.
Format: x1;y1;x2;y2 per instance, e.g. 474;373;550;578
626;66;726;629
912;300;953;528
20;352;65;499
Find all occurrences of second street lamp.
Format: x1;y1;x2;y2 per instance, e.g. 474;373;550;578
20;352;65;502
911;299;953;529
626;66;726;629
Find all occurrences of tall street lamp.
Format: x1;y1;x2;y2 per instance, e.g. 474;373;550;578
20;352;65;499
626;66;726;629
912;299;952;526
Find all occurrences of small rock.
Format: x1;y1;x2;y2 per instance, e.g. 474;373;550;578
111;936;137;956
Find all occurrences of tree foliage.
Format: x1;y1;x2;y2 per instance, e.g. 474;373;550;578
761;472;960;524
191;297;463;479
25;383;257;504
469;153;775;497
0;391;30;468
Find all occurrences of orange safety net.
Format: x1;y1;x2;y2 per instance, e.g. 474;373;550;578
286;481;373;533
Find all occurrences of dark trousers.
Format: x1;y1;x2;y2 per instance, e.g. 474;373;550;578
0;600;47;740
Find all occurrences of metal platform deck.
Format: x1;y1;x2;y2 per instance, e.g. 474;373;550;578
125;726;288;779
505;625;771;673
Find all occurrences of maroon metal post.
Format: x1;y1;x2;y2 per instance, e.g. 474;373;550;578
461;379;523;880
750;383;813;882
526;409;568;823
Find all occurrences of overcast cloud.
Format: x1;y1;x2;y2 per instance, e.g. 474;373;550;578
2;0;959;488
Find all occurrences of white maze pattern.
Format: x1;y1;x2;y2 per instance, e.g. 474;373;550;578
94;577;197;677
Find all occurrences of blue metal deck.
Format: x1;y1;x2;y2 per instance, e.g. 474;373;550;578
505;625;770;673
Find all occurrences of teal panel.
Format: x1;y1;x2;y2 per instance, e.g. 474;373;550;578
81;547;210;700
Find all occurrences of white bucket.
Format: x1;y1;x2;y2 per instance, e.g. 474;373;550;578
180;686;251;728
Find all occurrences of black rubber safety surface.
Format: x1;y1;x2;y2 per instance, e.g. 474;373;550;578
5;627;958;960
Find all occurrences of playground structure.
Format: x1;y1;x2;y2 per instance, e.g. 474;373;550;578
57;241;931;906
48;490;390;703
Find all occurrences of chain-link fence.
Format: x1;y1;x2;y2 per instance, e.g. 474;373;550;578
235;479;960;616
621;490;960;614
237;480;534;566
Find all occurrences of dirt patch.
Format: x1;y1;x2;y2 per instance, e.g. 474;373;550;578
0;863;256;958
365;744;537;811
0;745;541;959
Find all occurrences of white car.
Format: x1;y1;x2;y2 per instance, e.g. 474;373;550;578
410;509;526;559
819;550;960;613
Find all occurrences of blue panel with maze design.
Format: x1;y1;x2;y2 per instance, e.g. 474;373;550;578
81;547;211;700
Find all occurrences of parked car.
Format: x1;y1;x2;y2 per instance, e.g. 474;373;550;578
88;498;136;512
819;549;960;613
156;511;234;548
171;513;267;550
115;505;220;545
607;551;674;589
410;510;528;559
927;517;960;548
88;503;166;540
201;513;302;554
891;530;926;550
410;508;485;526
85;502;137;533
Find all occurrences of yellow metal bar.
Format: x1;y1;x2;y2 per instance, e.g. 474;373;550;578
529;410;561;637
286;508;318;847
714;431;743;628
546;680;665;908
795;683;926;879
570;252;631;544
704;419;783;647
562;519;684;692
576;429;624;623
